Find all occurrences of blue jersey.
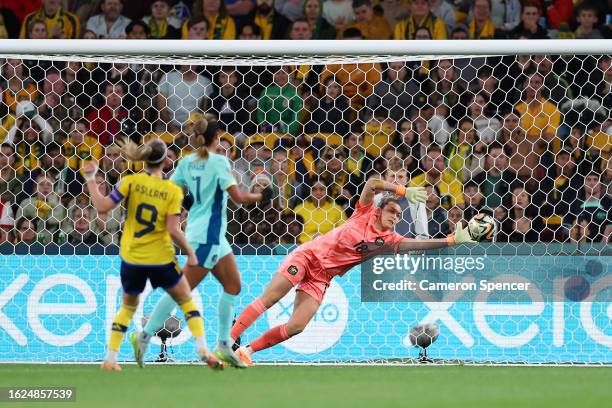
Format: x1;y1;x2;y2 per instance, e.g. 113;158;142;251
171;152;237;245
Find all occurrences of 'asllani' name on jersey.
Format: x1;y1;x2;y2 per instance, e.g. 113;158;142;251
134;183;169;200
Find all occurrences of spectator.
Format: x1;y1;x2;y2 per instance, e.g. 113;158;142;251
275;0;305;22
268;147;296;210
87;82;129;146
20;0;80;39
10;111;54;180
237;22;261;39
320;28;381;109
493;205;512;241
15;173;65;244
490;0;521;33
498;110;539;180
410;144;464;206
26;19;48;39
323;0;355;31
184;16;209;39
225;0;255;27
303;0;336;39
304;76;351;136
86;0;132;39
514;71;561;157
6;100;53;147
469;66;508;115
430;0;455;31
462;180;485;220
533;55;572;107
540;0;573;30
423;184;450;237
287;18;313;39
0;190;13;242
234;133;272;190
256;66;303;135
64;206;99;245
508;2;549;39
36;68;70;134
0;143;20;207
0;5;19;38
82;29;98;39
447;205;463;232
343;131;373;196
450;24;469;39
157;65;213;133
393;0;448;39
107;62;145;112
538;149;582;236
394;119;421;174
100;144;126;187
574;2;603;39
473;142;517;209
380;0;408;30
507;185;544;242
382;167;428;238
367;61;420;123
125;20;150;39
210;67;254;136
1;59;38;118
443;116;486;182
429;59;466;125
142;0;181;39
294;180;346;243
464;91;501;143
566;171;611;243
338;0;391;39
317;145;351;207
13;216;38;245
469;0;497;39
63;120;103;175
254;0;290;39
275;211;304;247
182;0;236;40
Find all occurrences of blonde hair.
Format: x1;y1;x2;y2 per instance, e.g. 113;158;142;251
120;138;167;166
191;113;218;160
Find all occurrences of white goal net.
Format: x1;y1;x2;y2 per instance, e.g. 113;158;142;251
0;40;610;365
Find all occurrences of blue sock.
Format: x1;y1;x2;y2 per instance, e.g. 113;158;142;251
143;294;177;337
218;292;237;344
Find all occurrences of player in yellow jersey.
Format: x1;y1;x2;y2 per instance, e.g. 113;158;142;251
83;138;225;371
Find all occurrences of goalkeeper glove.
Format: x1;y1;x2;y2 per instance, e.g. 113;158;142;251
396;186;428;204
448;223;476;245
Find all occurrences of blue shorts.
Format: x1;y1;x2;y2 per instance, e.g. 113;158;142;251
120;259;183;295
192;238;233;269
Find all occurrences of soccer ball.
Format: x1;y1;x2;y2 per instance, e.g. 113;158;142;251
468;213;497;242
409;323;440;348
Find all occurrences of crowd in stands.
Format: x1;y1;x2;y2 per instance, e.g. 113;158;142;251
0;0;610;249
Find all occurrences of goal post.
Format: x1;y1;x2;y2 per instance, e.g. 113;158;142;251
0;40;610;365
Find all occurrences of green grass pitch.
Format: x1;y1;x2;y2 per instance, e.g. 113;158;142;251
1;364;610;408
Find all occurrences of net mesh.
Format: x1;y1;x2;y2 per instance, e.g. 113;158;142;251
0;53;610;364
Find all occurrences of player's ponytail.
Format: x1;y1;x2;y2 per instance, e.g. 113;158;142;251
119;138;167;167
192;113;219;160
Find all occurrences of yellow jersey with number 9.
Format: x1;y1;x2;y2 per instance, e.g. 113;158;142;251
109;172;184;265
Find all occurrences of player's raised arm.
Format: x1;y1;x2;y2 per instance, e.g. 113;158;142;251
359;177;428;207
227;184;272;205
83;162;118;213
396;223;476;253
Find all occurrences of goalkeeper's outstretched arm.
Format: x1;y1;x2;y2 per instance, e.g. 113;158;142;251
359;178;427;207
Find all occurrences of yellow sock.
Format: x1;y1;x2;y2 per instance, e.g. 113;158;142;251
108;304;136;353
179;298;205;339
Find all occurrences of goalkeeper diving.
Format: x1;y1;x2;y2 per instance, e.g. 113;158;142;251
231;178;476;365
